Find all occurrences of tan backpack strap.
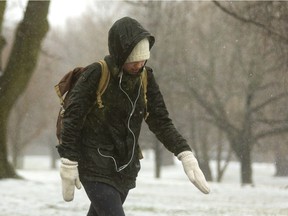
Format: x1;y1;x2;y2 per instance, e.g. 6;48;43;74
54;84;66;117
96;60;110;108
54;84;64;106
141;67;149;120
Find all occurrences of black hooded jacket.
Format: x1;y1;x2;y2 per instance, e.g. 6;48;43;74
57;17;191;193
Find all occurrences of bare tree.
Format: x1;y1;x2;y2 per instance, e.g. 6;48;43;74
0;1;50;178
186;4;288;185
9;97;47;168
213;1;288;46
212;0;288;179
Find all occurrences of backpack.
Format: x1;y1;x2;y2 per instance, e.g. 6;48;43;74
54;60;148;144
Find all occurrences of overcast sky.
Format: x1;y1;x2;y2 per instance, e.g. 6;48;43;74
4;0;91;26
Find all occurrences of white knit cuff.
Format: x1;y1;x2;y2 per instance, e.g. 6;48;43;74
61;158;78;166
177;151;193;160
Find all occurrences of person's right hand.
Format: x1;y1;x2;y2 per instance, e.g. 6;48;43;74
60;158;82;202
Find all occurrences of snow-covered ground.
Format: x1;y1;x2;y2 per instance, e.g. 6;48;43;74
1;151;287;216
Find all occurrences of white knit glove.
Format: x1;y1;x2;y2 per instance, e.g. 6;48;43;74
60;158;82;202
177;151;210;194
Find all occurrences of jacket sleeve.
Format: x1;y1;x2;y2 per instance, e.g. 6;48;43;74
57;64;102;161
145;69;191;156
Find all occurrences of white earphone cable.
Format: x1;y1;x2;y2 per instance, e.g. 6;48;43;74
98;72;142;172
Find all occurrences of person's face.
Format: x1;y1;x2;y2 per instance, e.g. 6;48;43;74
123;60;146;75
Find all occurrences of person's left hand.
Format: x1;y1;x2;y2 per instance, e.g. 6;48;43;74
177;151;210;194
60;158;82;202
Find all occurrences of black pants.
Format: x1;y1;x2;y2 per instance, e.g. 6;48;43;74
82;181;128;216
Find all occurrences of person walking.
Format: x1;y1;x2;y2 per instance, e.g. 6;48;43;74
57;16;210;216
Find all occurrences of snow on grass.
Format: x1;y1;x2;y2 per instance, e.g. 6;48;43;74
1;152;287;216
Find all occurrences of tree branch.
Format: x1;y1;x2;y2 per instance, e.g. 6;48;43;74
251;92;288;113
255;125;288;141
213;0;288;45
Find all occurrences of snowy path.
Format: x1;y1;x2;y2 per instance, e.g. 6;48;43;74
0;155;287;216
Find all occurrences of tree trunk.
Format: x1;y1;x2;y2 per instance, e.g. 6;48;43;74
0;112;18;178
0;1;6;72
154;138;162;178
240;148;253;185
199;128;213;181
0;1;50;179
50;144;58;169
232;140;253;185
216;130;233;182
274;143;288;176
